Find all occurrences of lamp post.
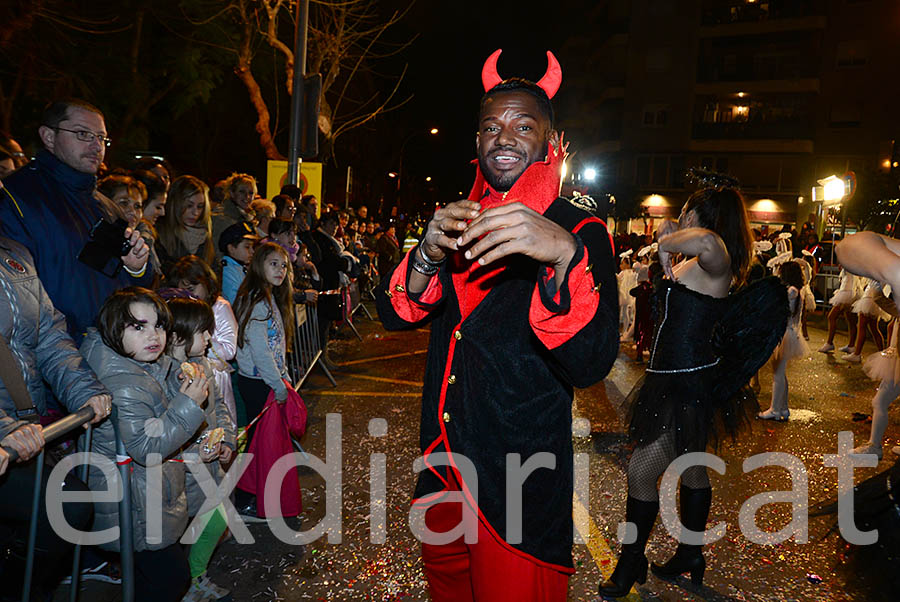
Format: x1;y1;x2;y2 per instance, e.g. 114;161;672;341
396;127;439;210
812;174;848;302
812;174;846;240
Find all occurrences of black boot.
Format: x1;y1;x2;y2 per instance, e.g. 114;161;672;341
651;485;710;586
599;496;659;599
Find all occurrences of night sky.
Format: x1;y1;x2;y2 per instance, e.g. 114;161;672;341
371;0;579;206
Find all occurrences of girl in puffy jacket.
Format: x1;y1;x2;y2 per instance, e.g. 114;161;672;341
81;287;209;601
164;296;235;602
232;242;294;519
167;254;239;428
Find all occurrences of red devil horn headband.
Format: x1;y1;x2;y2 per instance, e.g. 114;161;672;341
481;49;562;99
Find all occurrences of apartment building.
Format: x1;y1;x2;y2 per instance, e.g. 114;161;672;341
559;0;899;234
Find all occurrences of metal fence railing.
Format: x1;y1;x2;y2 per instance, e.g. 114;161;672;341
0;406;136;602
351;280;374;321
288;302;336;390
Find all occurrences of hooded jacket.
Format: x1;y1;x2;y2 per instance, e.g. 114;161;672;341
0;150;153;343
0;237;107;429
79;329;206;552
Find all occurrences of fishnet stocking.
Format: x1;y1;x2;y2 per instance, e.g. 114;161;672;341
627;433;710;501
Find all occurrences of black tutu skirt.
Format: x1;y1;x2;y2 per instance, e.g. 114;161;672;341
627;277;789;454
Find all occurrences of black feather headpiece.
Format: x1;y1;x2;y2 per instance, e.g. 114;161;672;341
686;167;741;191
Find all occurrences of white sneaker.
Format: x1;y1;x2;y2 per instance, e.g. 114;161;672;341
842;353;862;363
850;443;883;460
183;574;231;601
818;343;835;353
757;408;789;422
60;561;122;585
838;345;853;353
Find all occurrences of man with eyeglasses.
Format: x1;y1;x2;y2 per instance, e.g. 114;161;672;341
0;98;152;344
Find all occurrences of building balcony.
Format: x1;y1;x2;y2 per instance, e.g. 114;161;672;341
689;139;814;153
701;0;825;27
692;120;813;140
700;16;826;38
695;78;820;94
697;62;818;84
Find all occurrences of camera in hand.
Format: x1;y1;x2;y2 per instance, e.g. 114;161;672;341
78;218;132;277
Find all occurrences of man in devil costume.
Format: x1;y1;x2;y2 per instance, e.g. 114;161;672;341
377;50;618;600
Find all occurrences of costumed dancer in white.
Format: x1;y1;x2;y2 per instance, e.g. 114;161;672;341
836;231;900;460
843;278;889;363
758;260;810;421
796;252;816;340
617;251;636;339
819;267;861;353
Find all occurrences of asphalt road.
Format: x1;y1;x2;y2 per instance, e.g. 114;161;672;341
59;304;900;601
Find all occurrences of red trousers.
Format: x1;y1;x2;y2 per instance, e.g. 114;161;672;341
420;489;569;602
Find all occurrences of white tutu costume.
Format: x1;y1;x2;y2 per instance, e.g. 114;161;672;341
864;323;900;384
829;269;861;307
794;258;816;312
851;279;893;321
774;286;810;362
617;265;637;335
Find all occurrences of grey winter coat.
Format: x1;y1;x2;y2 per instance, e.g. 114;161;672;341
160;356;236;516
0;237;107;440
79;329;206;552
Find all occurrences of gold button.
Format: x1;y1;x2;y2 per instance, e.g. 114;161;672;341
453;330;462;341
593;283;602;293
395;284;405;293
443;412;451;423
447;374;457;385
585;263;593;274
386;290;393;298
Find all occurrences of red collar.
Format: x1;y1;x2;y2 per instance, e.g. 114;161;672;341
466;138;566;215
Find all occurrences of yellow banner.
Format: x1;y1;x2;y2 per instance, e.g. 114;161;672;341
266;160;322;213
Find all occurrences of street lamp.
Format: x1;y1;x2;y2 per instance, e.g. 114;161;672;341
397;128;439;208
812;174;846;206
583;168;598;182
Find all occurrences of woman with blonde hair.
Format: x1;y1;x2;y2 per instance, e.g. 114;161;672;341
211;173;257;261
156;175;216;274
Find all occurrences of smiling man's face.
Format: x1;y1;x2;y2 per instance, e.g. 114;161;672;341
476;90;557;192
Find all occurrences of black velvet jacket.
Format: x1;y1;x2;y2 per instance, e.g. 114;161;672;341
377;149;619;571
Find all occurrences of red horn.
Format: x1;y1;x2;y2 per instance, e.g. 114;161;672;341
536;51;562;99
481;49;503;92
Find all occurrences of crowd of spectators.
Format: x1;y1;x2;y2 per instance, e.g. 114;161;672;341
0;97;425;601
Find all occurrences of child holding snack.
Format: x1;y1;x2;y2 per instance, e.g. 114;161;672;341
164;296;235;601
80;287;208;601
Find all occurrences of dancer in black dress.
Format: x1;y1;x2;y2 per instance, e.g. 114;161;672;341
599;181;788;599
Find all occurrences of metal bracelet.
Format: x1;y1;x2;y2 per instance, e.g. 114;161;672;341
411;254;440;276
417;247;446;268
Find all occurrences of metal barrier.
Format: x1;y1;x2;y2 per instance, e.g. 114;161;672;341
0;406;135;602
813;269;841;310
289;301;336;390
350;280;374;321
337;283;363;341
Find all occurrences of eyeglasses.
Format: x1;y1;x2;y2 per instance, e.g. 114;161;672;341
50;126;111;147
